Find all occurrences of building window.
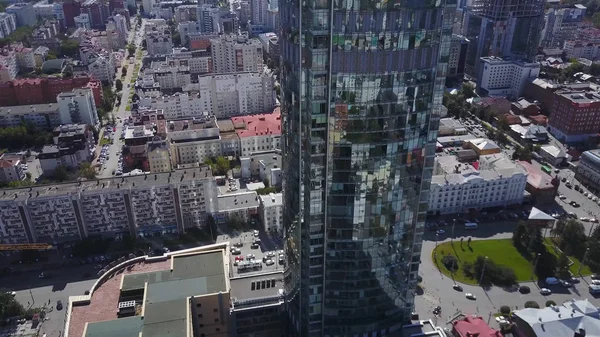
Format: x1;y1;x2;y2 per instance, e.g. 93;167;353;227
215;318;219;323
213;308;218;312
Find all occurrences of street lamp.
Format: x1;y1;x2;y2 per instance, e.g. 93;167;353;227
579;248;590;275
531;253;541;280
479;256;489;285
451;218;456;242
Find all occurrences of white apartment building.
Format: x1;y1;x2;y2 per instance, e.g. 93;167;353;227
563;40;600;60
167;117;223;166
0;103;61;128
477;56;540;99
147;139;172;173
112;14;128;43
0;13;17;39
196;5;222;34
79;190;131;237
168;48;212;74
210;33;263;73
0;167;218;243
146;27;173;55
197;72;275;118
146;63;191;90
0;155;25;183
38;124;95;175
0;51;19;82
57;88;99;126
428;154;528;214
0;200;29;244
139;92;208;119
258;192;282;232
26;194;83;242
232;110;281;156
88;54;116;83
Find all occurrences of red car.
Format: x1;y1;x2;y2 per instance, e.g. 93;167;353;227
235;256;244;262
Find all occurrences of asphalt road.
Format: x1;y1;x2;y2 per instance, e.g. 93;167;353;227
415;223;600;328
7;266;97;337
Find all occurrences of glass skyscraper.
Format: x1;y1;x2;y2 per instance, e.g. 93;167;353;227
279;0;455;334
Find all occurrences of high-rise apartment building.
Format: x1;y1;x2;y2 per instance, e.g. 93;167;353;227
280;0;453;335
209;33;263;74
540;4;586;47
461;0;545;76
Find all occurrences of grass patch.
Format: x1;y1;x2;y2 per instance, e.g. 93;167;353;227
433;239;536;284
126;104;131;111
544;238;592;275
99;138;112;146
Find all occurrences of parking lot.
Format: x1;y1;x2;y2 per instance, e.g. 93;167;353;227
96;123;125;178
217;231;285;277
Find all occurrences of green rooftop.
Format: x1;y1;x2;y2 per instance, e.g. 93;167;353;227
84;250;227;337
85;316;143;337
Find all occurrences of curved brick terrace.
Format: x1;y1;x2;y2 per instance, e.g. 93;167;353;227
68;259;172;337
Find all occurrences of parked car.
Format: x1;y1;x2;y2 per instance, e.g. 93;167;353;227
540;288;552;295
56;300;63;310
545;277;560;285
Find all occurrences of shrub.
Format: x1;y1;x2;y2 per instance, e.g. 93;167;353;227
500;306;511;315
463;261;475;278
545;300;556;307
442;255;459;272
525;301;540;309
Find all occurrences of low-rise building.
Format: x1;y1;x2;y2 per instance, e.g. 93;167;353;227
146;139;172;173
540;145;567;166
509;124;549;143
438;118;467;136
145;26;173;55
548;89;600;142
0;154;25;183
232;109;281;157
428;154;528;214
167;116;222;166
477;56;541;99
258;192;282;233
512;299;600;337
38;124;95;175
240;151;282;187
216;191;259;225
463;138;501;156
518;160;560;204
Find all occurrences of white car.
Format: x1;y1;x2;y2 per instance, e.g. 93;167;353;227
580;217;590;222
265;259;274;266
591;279;600;285
246;253;255;260
540;288;552;295
594;197;598;202
465;293;476;300
589;194;594;200
253;230;259;237
559;195;567;200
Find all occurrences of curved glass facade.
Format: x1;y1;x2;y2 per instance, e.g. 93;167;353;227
280;0;455;335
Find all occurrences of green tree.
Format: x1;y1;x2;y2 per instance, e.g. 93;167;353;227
459;83;476;99
513;221;528;249
0;291;25;320
560;220;586;257
172;31;181;46
214;156;230;175
54;165;69;181
60;39;80;57
593;12;600;28
127;43;136;56
556;253;572;280
115;79;123;91
78;162;96;179
591;63;600;76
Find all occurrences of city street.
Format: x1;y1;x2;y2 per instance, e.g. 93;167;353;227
415;228;600;328
7;267;97;337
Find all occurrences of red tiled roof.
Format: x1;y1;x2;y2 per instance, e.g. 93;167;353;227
453;316;502;337
231;108;281;138
0;159;16;168
190;39;211;50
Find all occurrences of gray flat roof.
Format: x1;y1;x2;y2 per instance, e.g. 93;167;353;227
230;272;284;302
0;166;213;202
217;192;259;211
142;299;187;337
0;103;59;115
85;316;143;337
